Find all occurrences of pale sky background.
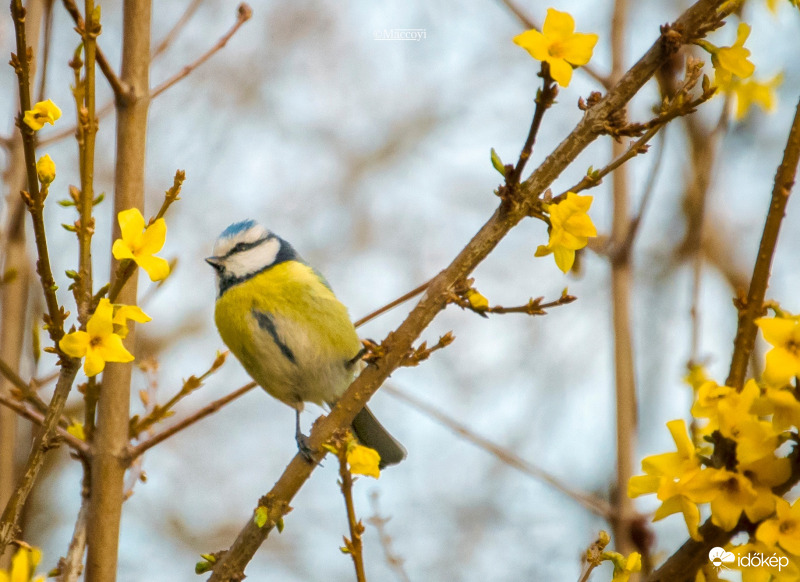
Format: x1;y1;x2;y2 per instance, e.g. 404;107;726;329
2;0;800;580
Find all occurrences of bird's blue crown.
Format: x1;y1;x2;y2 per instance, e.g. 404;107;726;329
220;220;258;239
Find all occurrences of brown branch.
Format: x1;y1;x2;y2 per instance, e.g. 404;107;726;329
130;382;257;460
354;278;431;329
10;0;67;344
150;3;252;99
0;391;89;457
334;434;366;582
0;360;81;553
647;94;800;582
60;0;128;98
725;99;800;389
206;3;728;579
84;0;152;578
506;65;557;186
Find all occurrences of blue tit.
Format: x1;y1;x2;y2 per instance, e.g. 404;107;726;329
206;220;406;468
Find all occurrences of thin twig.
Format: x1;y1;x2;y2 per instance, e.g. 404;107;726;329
150;4;253;99
152;0;204;60
354;278;432;329
383;384;612;518
335;437;366;582
10;0;67;343
58;496;89;582
59;0;128;98
0;391;87;455
0;361;81;553
130;382;257;459
367;492;410;582
507;65;557;186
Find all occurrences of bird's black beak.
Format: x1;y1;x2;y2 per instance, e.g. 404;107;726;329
205;256;224;272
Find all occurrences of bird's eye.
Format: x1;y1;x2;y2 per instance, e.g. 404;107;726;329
233;242;248;253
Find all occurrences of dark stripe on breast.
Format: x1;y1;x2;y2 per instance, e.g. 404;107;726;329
252;309;297;364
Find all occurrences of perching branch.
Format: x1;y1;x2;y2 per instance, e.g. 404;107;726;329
206;3;728;579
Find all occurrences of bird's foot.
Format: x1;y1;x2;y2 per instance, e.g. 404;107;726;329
295;431;322;466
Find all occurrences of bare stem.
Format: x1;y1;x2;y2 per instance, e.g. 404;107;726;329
130;382;257;460
336;442;366;582
150;4;253;99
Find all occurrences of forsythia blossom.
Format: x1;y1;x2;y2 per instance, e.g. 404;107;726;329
111;208;170;282
512;8;598;88
756;315;800;386
702;22;756;88
0;544;45;582
35;155;56;185
346;441;381;479
535;192;597;273
59;298;140;376
729;74;782;121
22;99;61;131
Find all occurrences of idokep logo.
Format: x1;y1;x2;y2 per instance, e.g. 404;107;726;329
708;547;735;571
708;546;790;572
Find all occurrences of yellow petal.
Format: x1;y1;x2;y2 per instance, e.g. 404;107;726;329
117;208;145;248
135;254;170;282
548;57;573;87
534;244;553;257
10;548;30;582
347;443;381;478
560;32;598;66
87;298;114;338
513;29;549;62
627;474;660;497
757;318;795;347
138;218;167;256
95;333;135;364
83;349;107;377
542;8;575;41
113;304;152;325
59;330;90;358
553;245;575;273
111;239;135;261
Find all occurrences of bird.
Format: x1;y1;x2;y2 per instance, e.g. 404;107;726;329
206;220;406;468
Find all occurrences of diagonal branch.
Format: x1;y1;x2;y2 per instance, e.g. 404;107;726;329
206;2;730;579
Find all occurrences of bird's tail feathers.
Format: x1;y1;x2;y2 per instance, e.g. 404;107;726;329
351;406;406;469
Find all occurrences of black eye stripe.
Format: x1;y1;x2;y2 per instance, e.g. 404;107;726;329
224;236;270;258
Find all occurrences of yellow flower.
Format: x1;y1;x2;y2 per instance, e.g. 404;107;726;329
0;544;45;582
729;74;782;121
35;155;56;185
759;385;800;431
112;303;152;339
22;99;61;131
628;420;705;539
513;8;598;87
535;192;597;273
111;208;170;282
711;23;756;88
66;422;85;441
683;468;776;531
756;316;800;386
59;298;135;377
465;289;489;312
608;551;642;582
757;498;800;555
346;442;381;479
